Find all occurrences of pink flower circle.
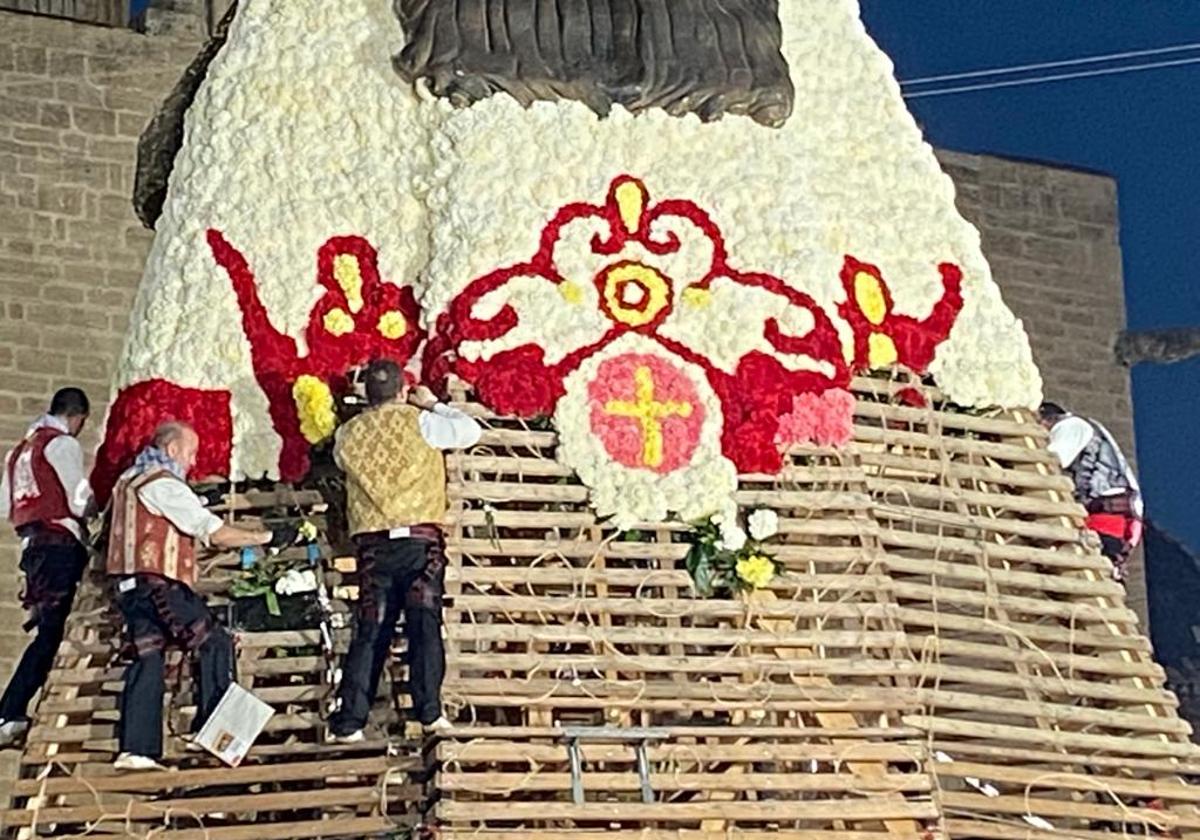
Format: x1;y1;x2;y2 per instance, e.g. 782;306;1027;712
588;353;705;474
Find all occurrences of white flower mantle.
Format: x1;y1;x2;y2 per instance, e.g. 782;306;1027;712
110;0;1044;527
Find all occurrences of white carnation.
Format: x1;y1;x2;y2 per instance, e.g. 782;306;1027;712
718;521;748;552
274;569;318;596
748;509;779;541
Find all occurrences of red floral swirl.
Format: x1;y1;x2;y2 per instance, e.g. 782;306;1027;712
426;175;865;474
837;256;963;373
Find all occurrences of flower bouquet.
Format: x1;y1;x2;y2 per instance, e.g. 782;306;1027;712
231;560;325;632
230;522;325;631
684;508;783;598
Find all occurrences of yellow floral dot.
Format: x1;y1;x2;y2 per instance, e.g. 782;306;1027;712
601;263;670;327
682;286;711;308
292;375;337;444
868;332;898;368
377;310;407;340
558;281;585;305
735;554;776;589
332;254;364;313
613;179;646;234
323;307;354;336
854;271;888;326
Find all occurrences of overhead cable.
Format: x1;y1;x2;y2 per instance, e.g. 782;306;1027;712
903;54;1200;99
900;40;1200;87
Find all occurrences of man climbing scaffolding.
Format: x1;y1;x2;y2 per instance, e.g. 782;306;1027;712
0;387;95;748
1040;402;1144;582
328;359;480;743
106;421;300;770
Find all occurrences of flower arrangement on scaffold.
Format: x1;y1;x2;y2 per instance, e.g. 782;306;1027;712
685;508;784;598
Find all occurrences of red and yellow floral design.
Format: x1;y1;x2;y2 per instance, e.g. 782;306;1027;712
427;172;960;499
588;353;705;474
92;234;423;497
425;175;869;475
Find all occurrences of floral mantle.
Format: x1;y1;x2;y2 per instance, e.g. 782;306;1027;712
96;0;1045;523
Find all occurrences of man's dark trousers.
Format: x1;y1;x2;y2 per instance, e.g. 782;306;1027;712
331;536;444;735
115;575;234;758
0;540;87;722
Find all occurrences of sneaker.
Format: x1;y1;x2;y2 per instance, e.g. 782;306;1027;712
113;753;166;772
0;719;29;748
181;736;206;753
422;715;453;735
326;729;365;745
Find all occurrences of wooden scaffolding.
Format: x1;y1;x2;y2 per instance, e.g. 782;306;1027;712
3;374;1199;838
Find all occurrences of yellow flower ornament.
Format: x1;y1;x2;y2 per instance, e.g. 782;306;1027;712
735;554;776;589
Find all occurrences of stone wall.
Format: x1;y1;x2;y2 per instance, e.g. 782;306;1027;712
0;8;200;792
0;6;1137;797
937;150;1143;612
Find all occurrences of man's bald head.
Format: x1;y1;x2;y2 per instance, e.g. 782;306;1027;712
152;421;200;474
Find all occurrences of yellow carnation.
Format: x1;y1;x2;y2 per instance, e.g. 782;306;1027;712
558;280;584;305
292;375;337;444
735;554;776;589
376;310;407;340
323;307;354;336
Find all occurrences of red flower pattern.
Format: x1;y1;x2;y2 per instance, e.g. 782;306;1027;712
92;379;233;504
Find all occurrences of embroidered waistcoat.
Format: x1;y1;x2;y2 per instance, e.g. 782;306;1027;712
337;403;446;536
7;428;72;532
106;469;197;587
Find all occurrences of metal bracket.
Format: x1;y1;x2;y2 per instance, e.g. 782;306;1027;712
561;726;668;805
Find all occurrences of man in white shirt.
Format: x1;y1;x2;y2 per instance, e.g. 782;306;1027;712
1040;402;1144;581
328;359;480;743
0;388;95;747
106;421;298;770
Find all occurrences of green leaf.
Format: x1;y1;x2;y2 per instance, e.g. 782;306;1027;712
685;543;715;598
265;589;281;617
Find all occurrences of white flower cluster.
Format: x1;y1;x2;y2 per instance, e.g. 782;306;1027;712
554;334;737;529
114;0;1044;503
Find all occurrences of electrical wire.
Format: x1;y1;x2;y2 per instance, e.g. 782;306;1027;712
899;40;1200;86
903;54;1200;99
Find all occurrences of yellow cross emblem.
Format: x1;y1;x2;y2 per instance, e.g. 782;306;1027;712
604;366;693;468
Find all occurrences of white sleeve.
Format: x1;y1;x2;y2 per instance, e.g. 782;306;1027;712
419;403;482;450
138;479;224;546
0;451;11;521
44;436;95;518
1047;417;1093;469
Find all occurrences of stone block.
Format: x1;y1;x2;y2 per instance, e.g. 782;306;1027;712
13;46;47;76
69;353;111;381
54;80;105;108
38;102;70;130
35;184;83;216
12;125;59;147
0;95;38;124
46;50;87;78
73;105;118;136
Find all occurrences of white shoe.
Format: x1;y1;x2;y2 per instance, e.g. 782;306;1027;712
326;729;364;745
423;715;453;734
114;753;166;772
181;736;206;753
0;719;29;748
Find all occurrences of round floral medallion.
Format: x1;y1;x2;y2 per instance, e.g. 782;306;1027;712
587;353;705;474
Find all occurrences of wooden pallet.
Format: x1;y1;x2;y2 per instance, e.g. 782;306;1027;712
6;373;1200;839
434;374;1200;839
2;487;419;838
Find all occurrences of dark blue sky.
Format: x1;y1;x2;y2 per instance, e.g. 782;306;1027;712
860;1;1200;555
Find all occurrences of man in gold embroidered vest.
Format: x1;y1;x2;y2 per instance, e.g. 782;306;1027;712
107;421;298;771
329;359;480;743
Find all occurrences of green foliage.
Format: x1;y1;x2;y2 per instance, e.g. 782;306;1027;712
682;516;781;598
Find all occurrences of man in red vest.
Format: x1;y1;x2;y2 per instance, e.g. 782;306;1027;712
0;387;95;748
107;421;298;770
